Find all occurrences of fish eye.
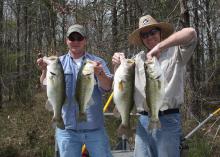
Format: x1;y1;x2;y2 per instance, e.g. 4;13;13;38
155;75;161;79
50;72;56;76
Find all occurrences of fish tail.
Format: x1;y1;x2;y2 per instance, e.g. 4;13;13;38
117;124;133;137
113;107;120;118
148;119;161;130
52;117;65;129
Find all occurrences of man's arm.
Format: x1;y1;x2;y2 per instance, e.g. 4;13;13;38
93;61;113;91
96;70;113;91
147;27;197;60
40;70;47;84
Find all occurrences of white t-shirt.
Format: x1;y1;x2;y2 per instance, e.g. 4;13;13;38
73;56;83;78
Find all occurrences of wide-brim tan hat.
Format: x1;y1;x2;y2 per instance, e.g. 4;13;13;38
128;15;174;46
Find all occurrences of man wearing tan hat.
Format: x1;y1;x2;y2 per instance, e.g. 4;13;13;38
112;15;197;157
37;24;113;157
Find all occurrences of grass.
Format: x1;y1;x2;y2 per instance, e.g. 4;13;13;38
0;91;219;157
188;137;212;157
181;112;220;157
0;91;55;157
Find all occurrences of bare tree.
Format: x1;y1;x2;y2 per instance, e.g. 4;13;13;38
0;0;3;108
111;0;118;53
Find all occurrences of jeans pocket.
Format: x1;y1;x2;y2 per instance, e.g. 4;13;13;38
161;114;181;129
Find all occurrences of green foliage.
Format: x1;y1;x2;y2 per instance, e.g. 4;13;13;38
0;0;219;156
187;136;212;157
0;92;55;157
14;79;35;105
38;145;54;157
0;146;18;157
4;20;16;30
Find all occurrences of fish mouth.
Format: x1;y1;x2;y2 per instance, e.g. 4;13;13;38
87;60;95;64
146;59;154;64
48;56;58;60
82;68;94;75
125;59;135;66
83;71;93;75
43;56;58;64
127;59;135;64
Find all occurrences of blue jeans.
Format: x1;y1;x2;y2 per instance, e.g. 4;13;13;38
56;127;112;157
134;113;182;157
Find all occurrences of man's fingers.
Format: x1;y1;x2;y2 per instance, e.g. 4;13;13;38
36;57;47;71
146;53;153;61
112;52;125;65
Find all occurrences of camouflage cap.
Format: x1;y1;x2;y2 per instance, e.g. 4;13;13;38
66;24;86;37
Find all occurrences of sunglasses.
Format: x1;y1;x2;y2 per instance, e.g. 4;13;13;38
68;33;84;41
140;28;160;39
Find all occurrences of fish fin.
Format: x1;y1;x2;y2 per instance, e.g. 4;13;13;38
45;100;53;112
113;107;120;118
112;81;115;90
118;80;124;91
52;117;65;130
130;103;137;115
77;112;87;122
148;119;161;130
117;124;133;137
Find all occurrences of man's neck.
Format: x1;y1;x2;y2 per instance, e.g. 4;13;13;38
69;51;85;59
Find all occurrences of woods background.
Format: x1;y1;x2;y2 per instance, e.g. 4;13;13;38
0;0;219;157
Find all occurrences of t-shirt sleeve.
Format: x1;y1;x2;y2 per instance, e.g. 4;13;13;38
177;35;197;65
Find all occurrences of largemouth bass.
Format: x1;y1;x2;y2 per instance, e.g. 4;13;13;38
144;57;165;130
113;59;135;136
43;56;65;129
75;59;95;122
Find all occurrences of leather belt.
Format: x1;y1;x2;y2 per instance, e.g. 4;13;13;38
139;108;179;116
70;128;99;133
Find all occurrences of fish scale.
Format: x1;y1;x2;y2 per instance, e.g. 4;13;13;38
144;57;165;130
75;59;95;122
113;59;135;137
44;56;65;129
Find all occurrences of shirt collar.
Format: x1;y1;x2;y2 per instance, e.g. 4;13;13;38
67;51;92;60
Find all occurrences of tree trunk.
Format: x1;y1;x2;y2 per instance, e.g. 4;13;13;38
111;0;118;53
180;0;195;90
0;0;3;108
205;0;214;67
15;0;21;73
180;0;199;116
122;0;128;53
193;0;204;92
23;3;28;67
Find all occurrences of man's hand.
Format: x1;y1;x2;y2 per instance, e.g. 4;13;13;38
91;61;112;91
36;53;47;84
146;43;161;60
112;52;125;66
37;58;47;70
93;61;104;77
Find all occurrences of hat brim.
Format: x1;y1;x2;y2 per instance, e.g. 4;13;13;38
128;22;174;46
